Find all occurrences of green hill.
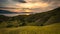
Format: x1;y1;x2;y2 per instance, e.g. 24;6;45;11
0;23;60;34
0;7;60;34
0;7;60;28
26;7;60;26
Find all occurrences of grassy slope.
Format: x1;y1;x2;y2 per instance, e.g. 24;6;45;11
0;23;60;34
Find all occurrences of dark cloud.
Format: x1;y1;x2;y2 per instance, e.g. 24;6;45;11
0;0;26;7
13;0;26;3
0;0;8;7
0;0;7;3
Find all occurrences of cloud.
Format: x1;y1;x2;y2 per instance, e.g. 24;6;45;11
25;0;60;7
0;0;8;7
0;0;60;8
0;13;17;17
0;0;26;7
13;0;26;3
0;0;60;16
0;0;14;7
15;2;49;8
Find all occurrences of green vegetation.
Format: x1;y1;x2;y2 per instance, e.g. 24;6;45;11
0;7;60;34
0;23;60;34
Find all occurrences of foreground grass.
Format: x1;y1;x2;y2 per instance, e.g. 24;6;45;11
0;23;60;34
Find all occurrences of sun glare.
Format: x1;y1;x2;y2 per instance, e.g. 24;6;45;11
25;9;31;12
26;14;30;15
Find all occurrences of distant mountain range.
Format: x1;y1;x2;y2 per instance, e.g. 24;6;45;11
0;10;33;15
0;7;60;28
0;10;17;14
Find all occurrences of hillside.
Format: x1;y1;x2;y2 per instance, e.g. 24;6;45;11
0;7;60;28
26;7;60;26
0;23;60;34
0;15;30;28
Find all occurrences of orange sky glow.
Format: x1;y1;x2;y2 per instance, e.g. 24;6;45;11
1;2;49;13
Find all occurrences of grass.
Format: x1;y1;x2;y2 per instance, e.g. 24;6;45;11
0;23;60;34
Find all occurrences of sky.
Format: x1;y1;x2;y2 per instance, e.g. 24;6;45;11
0;0;60;16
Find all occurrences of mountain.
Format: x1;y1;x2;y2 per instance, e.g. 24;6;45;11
25;7;60;26
0;15;29;28
0;15;9;22
0;7;60;28
0;10;17;14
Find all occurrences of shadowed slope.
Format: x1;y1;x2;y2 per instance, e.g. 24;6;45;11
25;7;60;26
